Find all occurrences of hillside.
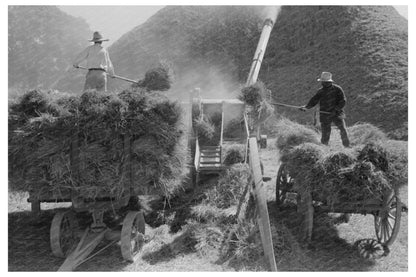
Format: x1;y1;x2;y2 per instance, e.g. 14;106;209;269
108;6;271;98
108;6;407;139
8;6;92;94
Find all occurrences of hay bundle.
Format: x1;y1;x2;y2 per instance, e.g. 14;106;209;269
238;81;266;107
311;149;358;205
239;81;275;127
223;144;246;165
281;143;326;192
193;112;222;146
348;123;388;145
324;161;392;206
383;140;407;188
318;150;356;173
193;116;215;144
357;143;389;171
135;63;173;92
9;89;66;118
274;118;320;152
9;88;188;199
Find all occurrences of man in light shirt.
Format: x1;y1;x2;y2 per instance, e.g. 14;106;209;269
73;31;115;92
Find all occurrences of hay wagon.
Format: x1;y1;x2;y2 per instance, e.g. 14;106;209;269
27;134;146;271
275;162;403;248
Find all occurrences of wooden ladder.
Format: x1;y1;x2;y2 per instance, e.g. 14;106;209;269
195;145;226;185
199;146;224;172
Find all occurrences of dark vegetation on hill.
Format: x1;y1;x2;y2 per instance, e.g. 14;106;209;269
108;6;407;139
8;6;91;94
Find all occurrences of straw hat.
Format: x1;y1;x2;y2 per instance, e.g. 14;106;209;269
317;72;333;82
89;31;109;42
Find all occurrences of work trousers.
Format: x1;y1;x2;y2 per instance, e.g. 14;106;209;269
84;69;107;92
320;115;350;147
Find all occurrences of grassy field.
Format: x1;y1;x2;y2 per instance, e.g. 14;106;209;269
8;137;407;271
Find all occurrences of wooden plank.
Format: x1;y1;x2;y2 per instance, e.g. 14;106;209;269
123;134;133;197
220;101;225;164
299;190;313;243
194;139;200;171
248;138;277;271
70;132;80;205
243;113;250;162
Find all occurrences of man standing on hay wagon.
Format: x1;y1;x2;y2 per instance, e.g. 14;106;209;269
73;31;115;92
300;72;350;147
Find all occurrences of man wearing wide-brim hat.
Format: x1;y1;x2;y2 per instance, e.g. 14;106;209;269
299;72;350;147
73;31;115;92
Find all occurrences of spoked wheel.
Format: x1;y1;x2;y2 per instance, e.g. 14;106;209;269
50;210;79;258
275;163;294;208
374;191;402;247
121;211;145;262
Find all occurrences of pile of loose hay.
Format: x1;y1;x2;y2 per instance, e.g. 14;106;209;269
274;118;321;153
193;116;216;145
222;144;246;165
239;81;275;127
134;63;174;92
348;123;388;146
238;81;266;107
203;164;250;209
9;88;189;199
193;112;222;146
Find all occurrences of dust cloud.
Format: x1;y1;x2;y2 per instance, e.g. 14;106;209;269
169;6;282;103
259;6;281;23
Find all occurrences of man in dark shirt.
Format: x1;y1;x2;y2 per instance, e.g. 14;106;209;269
300;72;350;147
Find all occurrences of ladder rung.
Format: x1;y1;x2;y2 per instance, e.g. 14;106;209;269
199;167;226;171
200;152;220;156
200;157;221;163
200;163;222;168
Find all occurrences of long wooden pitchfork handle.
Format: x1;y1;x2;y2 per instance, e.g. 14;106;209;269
269;101;332;114
75;65;139;84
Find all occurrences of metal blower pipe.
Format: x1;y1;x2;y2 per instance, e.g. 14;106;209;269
245;18;274;87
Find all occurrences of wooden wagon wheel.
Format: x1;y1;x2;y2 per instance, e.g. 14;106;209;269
374;191;402;247
50;210;78;258
121;211;145;262
275;163;293;208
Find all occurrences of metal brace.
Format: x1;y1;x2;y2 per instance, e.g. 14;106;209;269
90;209;106;232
